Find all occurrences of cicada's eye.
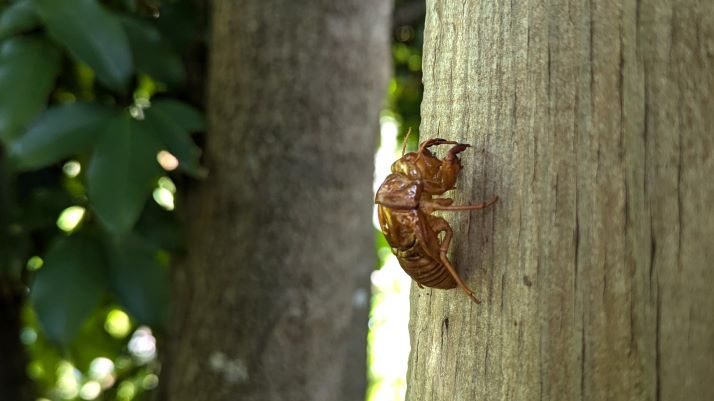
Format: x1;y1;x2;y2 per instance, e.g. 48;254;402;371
391;157;421;179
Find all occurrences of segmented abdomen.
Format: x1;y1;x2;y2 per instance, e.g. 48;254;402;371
395;242;456;289
378;205;456;289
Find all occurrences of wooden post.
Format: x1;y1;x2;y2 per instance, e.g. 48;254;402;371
407;1;714;400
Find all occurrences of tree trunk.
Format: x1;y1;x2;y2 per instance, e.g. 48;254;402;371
407;1;714;401
163;1;391;401
0;290;32;400
0;155;32;400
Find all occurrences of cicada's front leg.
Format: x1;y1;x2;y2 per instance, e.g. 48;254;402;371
417;138;460;154
419;142;470;195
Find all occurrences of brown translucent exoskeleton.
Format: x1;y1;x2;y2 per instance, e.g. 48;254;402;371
375;137;498;303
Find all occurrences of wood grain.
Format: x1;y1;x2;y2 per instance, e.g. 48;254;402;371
407;1;714;400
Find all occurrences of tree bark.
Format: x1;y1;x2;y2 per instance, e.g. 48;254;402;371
407;1;714;401
163;1;391;401
0;290;32;401
0;154;33;400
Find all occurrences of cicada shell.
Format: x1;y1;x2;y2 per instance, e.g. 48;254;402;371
374;138;498;303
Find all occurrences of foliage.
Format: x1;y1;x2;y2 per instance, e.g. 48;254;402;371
388;0;424;154
0;0;204;399
0;0;425;399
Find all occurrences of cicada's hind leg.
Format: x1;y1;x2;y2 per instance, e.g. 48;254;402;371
429;217;481;304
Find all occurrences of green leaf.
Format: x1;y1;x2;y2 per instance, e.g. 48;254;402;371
87;115;162;234
135;201;183;251
9;102;115;170
120;16;185;86
17;186;73;231
107;235;168;327
0;0;40;41
0;36;60;142
152;99;204;132
145;99;204;176
122;0;137;13
67;308;125;372
32;0;132;91
30;235;106;345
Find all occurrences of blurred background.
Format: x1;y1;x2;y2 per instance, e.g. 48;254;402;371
0;0;425;400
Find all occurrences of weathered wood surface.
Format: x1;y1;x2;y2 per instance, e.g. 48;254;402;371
163;1;391;401
407;1;714;400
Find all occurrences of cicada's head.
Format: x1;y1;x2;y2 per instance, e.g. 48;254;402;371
374;173;422;209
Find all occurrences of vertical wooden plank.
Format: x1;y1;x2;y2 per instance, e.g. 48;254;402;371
407;1;714;400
